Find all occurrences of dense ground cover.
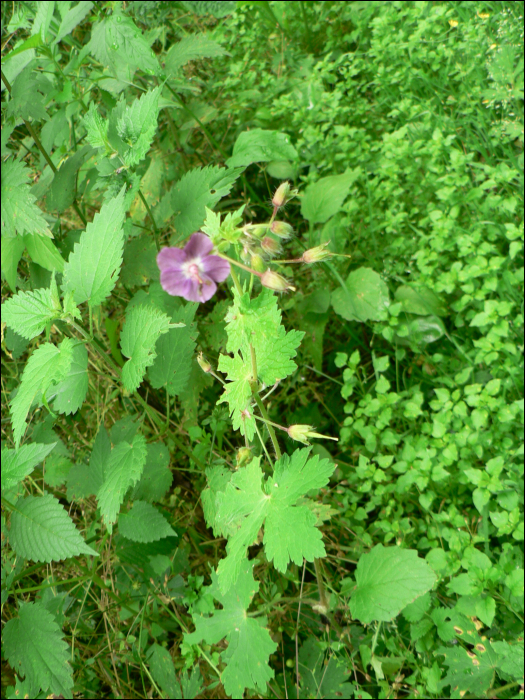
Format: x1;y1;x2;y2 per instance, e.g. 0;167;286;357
1;1;523;698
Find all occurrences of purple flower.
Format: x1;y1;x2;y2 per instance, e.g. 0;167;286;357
157;232;230;303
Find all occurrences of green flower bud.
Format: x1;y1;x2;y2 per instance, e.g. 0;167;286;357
236;447;252;468
261;235;281;257
270;221;294;240
302;242;334;263
287;424;338;445
260;269;295;293
197;351;212;373
272;181;298;208
250;225;268;239
250;253;266;272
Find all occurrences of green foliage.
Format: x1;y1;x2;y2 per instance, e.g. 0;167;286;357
62;188;126;307
3;602;74;697
120;304;173;392
185;560;277;697
349;544;436;624
210;448;336;592
1;1;523;698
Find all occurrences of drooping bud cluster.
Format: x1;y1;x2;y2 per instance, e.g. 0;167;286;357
270;221;294;240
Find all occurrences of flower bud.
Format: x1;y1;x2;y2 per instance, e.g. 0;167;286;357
250;225;268;239
236;447;252;468
302;242;334;263
250;253;266;272
260;269;295;293
270;221;294;240
261;236;281;257
197;351;212;373
272;181;298;208
287;424;339;445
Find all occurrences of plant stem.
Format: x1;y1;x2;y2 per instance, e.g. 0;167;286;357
313;558;329;613
220;253;262;280
253;393;281;460
138;189;160;251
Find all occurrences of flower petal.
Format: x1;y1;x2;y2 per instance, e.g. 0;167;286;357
183;232;214;259
160;269;193;298
157;247;186;272
201;254;230;283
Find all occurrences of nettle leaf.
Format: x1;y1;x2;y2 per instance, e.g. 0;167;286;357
116;87;160;167
6;63;51;122
67;425;110;501
1;235;26;290
83;101;109;150
1;285;61;340
3;601;73;697
24;233;65;272
299;637;354;699
9;492;98;562
2;442;56;494
180;0;237;19
165;34;229;73
226;128;297;168
147;303;197;396
62;187;125;307
97;433;148;532
132;441;173;503
120;304;172;393
54;0;93;44
1;158;52;238
350;544;436;624
10;339;74;447
118;500;176;543
52;342;89;415
88;7;159;81
215;448;336;593
331;267;390;322
301;168;361;225
164;165;244;239
47;144;94;213
185;560;277;697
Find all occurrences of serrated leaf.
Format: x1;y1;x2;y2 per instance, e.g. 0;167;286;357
167;165;244;239
10;339;74;447
350;545;436;624
83;101;109;149
116;87;160;167
6;63;50;122
54;1;93;44
185;561;277;697
62;187;125;307
215;448;336;593
132;442;173;502
226;128;297;168
97;434;147;532
1;158;52;238
147;303;197;396
118;500;176;542
9;492;98;561
3;601;73;697
181;0;236;17
2;285;60;340
299;638;354;699
301;169;360;224
47;144;94;213
1;235;26;290
331;267;390;322
88;8;159;85
67;425;109;500
120;304;172;392
121;233;159;286
52;342;89;415
165;33;228;73
2;442;56;493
